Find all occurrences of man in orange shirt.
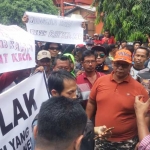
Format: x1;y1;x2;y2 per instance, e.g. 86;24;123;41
86;49;149;149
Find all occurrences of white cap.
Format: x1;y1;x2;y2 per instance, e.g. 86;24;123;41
37;50;51;60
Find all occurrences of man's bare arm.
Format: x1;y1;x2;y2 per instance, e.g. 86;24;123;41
86;98;96;120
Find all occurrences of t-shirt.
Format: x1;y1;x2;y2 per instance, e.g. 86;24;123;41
137;68;150;96
130;66;140;79
90;73;149;142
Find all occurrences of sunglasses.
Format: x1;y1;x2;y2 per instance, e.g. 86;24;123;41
96;53;105;58
49;47;60;50
113;62;130;68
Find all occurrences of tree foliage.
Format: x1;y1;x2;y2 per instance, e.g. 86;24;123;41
0;0;58;28
93;0;150;42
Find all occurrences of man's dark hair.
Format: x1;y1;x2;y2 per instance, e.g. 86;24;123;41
81;50;96;61
53;55;70;67
121;40;127;44
125;45;134;54
104;29;110;33
135;46;150;57
48;70;75;94
36;96;87;149
44;42;62;51
133;41;141;46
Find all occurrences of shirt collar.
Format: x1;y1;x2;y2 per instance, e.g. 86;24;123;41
83;71;99;79
110;72;131;83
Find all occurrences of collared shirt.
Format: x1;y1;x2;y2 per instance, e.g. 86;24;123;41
90;72;149;142
139;134;150;150
76;72;105;101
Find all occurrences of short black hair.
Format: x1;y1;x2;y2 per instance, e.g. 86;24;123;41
81;50;96;61
125;45;134;54
133;41;141;46
37;96;87;149
53;55;70;67
44;42;62;51
121;40;127;44
48;70;75;95
104;29;110;33
135;46;150;57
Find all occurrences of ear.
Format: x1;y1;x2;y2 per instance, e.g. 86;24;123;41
51;89;59;97
33;125;38;139
74;135;83;150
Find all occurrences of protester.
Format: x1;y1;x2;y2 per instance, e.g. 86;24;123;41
63;53;76;77
0;70;22;93
91;46;112;74
36;50;51;77
120;40;127;49
31;70;110;150
85;40;94;50
33;96;87;150
44;42;62;70
130;46;149;79
134;96;150;150
100;30;116;45
86;49;149;149
48;70;77;99
35;41;42;55
53;55;71;72
137;67;150;96
125;44;134;55
76;50;105;109
74;44;87;71
133;41;141;51
93;33;101;45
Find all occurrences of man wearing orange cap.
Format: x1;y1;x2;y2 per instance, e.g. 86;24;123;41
86;49;149;149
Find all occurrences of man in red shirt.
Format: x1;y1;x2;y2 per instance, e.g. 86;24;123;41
101;30;116;45
76;50;104;109
86;49;149;149
93;33;101;46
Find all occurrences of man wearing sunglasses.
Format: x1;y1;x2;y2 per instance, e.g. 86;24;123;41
91;46;112;74
44;42;62;71
86;49;149;150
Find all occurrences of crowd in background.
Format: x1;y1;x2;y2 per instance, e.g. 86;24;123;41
0;29;150;150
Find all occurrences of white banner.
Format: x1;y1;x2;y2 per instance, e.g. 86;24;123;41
0;24;35;74
0;73;49;150
25;12;84;44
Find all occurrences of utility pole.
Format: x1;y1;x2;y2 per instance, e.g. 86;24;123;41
61;0;64;16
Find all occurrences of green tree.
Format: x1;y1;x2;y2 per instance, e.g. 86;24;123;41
93;0;150;42
0;0;58;28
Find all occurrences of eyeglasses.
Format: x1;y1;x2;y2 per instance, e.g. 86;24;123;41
84;60;96;64
96;53;105;58
113;62;130;68
49;47;60;50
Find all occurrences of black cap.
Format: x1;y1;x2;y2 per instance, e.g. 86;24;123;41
91;46;107;55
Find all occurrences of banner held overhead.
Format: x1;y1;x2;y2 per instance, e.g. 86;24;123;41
25;12;84;45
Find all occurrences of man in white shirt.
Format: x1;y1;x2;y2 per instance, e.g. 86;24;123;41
130;46;149;79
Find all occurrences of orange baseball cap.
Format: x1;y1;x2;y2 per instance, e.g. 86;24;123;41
113;49;132;64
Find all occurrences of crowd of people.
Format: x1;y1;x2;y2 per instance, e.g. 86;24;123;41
0;27;150;150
